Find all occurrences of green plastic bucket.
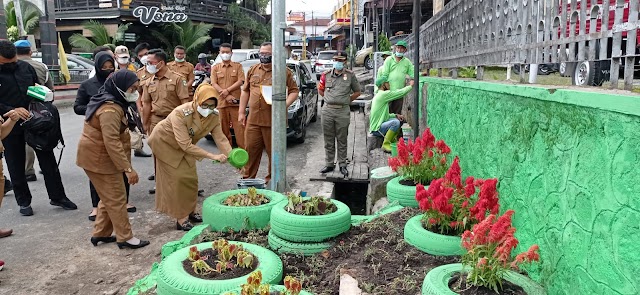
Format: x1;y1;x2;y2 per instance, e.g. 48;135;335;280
391;142;398;157
228;148;249;169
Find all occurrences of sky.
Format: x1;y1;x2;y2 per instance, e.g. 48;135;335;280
280;0;336;18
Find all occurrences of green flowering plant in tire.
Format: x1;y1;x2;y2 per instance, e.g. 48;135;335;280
202;189;286;231
222;270;312;295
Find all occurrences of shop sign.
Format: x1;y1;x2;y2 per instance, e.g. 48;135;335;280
133;5;188;25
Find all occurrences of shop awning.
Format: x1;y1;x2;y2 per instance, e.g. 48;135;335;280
306;36;335;41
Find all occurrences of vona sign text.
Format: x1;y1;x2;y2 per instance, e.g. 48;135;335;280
133;5;188;25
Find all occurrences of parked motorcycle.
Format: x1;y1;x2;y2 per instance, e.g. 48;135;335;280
193;70;211;89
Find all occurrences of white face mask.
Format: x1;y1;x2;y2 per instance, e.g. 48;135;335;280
124;91;139;102
197;105;215;117
146;64;158;74
117;57;130;65
140;55;148;65
175;57;185;62
220;53;231;61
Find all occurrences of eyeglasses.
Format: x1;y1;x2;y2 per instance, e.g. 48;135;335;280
200;102;217;109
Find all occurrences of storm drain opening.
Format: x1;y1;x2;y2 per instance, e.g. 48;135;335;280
333;182;368;215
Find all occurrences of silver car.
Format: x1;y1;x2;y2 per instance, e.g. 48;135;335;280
314;50;336;78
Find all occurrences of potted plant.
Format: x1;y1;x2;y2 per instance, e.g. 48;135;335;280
223;270;313;295
270;194;351;243
404;157;500;256
156;239;283;295
386;128;451;207
202;188;286;231
422;210;546;295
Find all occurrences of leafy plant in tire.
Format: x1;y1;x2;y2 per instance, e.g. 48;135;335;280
224;187;271;206
459;210;540;292
222;270;303;295
286;194;337;216
416;156;500;235
388;128;452;185
188;246;214;275
210;239;255;273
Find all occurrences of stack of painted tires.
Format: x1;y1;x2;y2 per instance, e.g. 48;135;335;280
268;198;352;256
156;242;284;295
202;189;286;231
386;176;420;207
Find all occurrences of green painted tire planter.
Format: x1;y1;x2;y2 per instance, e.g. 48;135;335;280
202;189;286;231
386;176;420;207
404;215;465;256
268;230;333;256
422;263;546;295
270;198;351;242
156;242;283;295
225;285;314;295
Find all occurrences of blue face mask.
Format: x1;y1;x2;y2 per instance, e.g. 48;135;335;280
395;51;404;58
334;62;344;71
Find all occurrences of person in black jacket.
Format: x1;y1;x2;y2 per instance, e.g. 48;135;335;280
74;51;137;221
0;40;77;216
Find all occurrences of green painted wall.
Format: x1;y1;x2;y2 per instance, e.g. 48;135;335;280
422;78;640;295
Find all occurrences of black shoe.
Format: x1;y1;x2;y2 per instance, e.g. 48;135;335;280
320;166;335;174
134;150;152;158
149;188;155;194
148;175;155;181
88;214;96;221
25;174;37;182
19;206;33;216
340;167;349;177
90;236;116;246
198;189;205;197
50;198;78;210
127;206;137;213
189;213;203;223
117;240;150;249
3;179;12;194
176;220;194;231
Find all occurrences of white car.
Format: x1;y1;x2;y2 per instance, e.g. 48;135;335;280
212;49;260;66
314;50;336;78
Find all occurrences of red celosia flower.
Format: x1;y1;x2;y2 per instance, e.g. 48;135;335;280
415;184;427;202
435;140;451;154
476;257;488;268
440;156;446;165
422;128;436;149
428;218;438;225
488;209;514;243
428;150;434;158
464;176;476;197
444;157;462;188
462;200;469;208
431;165;436;171
388;157;400;171
526;244;540;261
450;221;459;228
461;230;473;250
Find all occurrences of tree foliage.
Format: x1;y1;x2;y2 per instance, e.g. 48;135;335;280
68;20;130;52
151;20;213;62
378;33;391;52
225;3;270;47
5;0;43;34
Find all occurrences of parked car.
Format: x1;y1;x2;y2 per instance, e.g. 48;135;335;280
356;34;410;70
315;50;337;78
291;49;317;71
212;49;259;66
31;52;94;84
286;60;319;143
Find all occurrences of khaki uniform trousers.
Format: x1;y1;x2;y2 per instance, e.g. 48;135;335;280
219;106;245;149
243;124;271;182
85;170;133;242
25;145;35;176
149;114;167;135
321;105;350;168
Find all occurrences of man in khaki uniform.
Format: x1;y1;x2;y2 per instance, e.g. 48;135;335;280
318;51;361;177
167;45;195;98
141;49;190;134
211;43;246;148
238;42;299;183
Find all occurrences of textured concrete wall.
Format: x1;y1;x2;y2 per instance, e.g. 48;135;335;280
423;78;640;295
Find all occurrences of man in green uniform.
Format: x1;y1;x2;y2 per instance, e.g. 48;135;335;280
318;51;361;177
377;40;414;115
370;78;413;152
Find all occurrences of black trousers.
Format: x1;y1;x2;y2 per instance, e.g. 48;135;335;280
89;174;129;208
2;131;67;207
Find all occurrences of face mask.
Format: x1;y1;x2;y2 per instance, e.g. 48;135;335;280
197;105;215;117
0;62;17;72
117;57;130;65
146;64;158;74
220;53;231;61
140;55;149;65
334;62;344;71
395;51;405;58
175;57;185;62
97;68;114;79
124;91;139;102
259;55;272;64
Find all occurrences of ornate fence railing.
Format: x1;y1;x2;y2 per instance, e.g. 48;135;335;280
406;0;640;90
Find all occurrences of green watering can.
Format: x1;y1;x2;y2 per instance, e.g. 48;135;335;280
214;148;249;169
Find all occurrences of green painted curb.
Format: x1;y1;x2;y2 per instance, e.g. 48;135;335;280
350;204;405;226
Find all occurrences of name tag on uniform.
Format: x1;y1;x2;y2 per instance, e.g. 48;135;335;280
343;74;347;81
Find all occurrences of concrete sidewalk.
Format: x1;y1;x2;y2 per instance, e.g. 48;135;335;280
52;89;78;109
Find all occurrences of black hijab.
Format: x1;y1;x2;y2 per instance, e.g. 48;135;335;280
85;71;140;130
94;52;115;83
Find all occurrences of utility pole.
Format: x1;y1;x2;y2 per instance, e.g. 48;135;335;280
41;0;58;68
412;0;420;139
349;0;354;69
312;11;315;54
13;0;26;36
381;0;386;37
302;12;307;59
271;0;287;192
0;0;6;40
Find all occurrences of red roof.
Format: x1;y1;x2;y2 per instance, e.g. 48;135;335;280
292;18;331;26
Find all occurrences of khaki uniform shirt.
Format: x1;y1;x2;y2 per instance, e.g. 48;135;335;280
323;69;360;106
167;61;195;91
141;70;189;117
19;56;54;91
76;102;132;174
210;62;245;109
148;102;232;169
243;64;299;127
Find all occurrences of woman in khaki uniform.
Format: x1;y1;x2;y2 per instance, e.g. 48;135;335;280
148;83;231;231
77;71;150;249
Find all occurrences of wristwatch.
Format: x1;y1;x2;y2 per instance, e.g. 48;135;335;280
125;167;133;173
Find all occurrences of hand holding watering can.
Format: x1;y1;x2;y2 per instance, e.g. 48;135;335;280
212;148;249;170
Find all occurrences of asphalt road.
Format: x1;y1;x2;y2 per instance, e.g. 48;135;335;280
0;103;329;294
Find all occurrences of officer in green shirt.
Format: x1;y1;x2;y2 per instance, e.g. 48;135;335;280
370;78;414;152
319;51;361;177
376;40;414;115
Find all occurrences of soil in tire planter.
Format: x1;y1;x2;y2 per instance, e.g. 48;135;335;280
449;272;526;295
399;179;419;186
181;248;258;280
